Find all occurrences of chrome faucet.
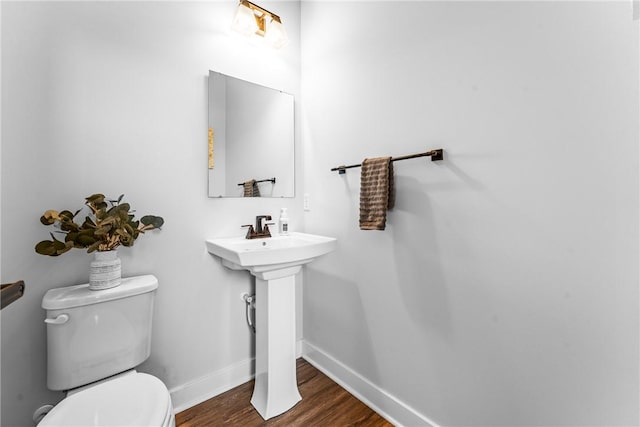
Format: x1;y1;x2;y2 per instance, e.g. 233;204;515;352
242;215;273;239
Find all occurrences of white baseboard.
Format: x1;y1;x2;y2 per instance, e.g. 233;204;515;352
301;341;439;427
169;356;255;414
170;340;304;413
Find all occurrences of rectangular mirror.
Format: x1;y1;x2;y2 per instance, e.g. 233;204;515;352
208;71;295;198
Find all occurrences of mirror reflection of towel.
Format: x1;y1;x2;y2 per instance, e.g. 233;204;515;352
243;180;261;197
359;157;394;230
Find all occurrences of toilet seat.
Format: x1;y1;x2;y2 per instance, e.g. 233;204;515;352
39;372;174;427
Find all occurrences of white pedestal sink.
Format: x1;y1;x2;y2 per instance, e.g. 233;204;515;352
205;232;337;419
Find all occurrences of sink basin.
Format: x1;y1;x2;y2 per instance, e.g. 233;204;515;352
206;232;337;278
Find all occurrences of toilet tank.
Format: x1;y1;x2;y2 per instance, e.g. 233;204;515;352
42;275;158;391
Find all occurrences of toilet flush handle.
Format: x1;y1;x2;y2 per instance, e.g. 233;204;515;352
44;314;69;325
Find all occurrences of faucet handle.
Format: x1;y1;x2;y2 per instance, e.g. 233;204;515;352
241;224;255;239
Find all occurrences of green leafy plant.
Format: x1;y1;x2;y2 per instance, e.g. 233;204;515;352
35;193;164;256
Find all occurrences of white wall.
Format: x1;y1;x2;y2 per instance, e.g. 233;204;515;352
0;2;300;426
301;1;639;426
2;1;638;426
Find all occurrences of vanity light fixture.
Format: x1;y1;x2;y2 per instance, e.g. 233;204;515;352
231;0;289;49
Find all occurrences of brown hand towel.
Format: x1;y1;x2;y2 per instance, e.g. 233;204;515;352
359;156;395;230
243;180;261;197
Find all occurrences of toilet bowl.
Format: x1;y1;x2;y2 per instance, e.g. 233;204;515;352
39;275;175;427
39;371;174;427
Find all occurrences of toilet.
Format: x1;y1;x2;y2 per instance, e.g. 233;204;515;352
39;274;175;427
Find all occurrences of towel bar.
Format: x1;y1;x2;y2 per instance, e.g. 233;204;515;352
331;149;443;174
1;280;25;310
237;178;276;186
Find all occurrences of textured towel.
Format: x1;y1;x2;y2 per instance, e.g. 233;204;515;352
359;156;395;230
243;180;260;197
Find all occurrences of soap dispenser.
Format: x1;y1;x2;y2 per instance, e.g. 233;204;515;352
279;208;289;235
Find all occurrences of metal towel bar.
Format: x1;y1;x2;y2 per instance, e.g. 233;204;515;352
237;177;277;186
1;280;25;310
331;149;443;174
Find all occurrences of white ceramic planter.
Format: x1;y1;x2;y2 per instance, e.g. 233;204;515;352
89;250;121;290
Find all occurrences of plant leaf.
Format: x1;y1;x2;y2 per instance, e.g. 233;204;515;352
85;194;105;204
82;216;97;228
76;231;97;246
141;215;164;229
40;210;59;225
59;210;74;220
52;238;66;251
35;240;56;256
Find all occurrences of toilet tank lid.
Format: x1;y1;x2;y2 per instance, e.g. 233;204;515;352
42;275;158;310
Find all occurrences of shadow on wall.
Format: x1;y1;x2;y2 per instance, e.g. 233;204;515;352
389;175;453;342
302;266;382;385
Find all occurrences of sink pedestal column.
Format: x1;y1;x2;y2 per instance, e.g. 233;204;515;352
250;266;302;419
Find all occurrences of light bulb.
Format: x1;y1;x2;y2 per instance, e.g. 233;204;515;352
231;3;259;36
265;18;288;49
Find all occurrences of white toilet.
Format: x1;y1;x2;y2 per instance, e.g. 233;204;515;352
39;274;175;427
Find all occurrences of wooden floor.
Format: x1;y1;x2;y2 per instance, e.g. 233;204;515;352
176;359;392;427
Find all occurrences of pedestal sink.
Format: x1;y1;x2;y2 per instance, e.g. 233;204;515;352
205;232;337;419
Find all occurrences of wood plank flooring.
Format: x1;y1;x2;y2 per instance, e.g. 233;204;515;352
176;359;393;427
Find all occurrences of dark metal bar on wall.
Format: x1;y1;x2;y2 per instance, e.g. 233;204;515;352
330;149;444;174
237;177;277;186
1;280;25;310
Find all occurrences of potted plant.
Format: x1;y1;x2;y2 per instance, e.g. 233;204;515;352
35;193;164;290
